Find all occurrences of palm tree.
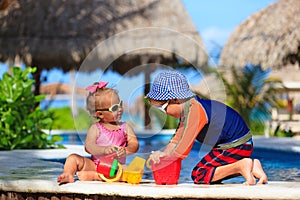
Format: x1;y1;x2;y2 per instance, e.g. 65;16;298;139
218;64;283;129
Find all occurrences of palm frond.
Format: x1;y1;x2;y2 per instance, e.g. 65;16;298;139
219;64;283;129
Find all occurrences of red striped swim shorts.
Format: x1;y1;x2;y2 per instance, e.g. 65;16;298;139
191;140;253;184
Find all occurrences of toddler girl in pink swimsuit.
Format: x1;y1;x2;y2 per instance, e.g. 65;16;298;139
57;81;139;184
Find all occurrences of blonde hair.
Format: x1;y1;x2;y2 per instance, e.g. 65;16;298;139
86;85;118;119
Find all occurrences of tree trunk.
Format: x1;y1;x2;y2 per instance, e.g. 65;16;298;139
33;66;42;107
141;56;151;129
144;68;151;129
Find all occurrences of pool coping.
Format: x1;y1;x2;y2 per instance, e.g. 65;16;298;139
0;136;300;200
1;180;300;200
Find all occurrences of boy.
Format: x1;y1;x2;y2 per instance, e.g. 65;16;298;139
147;70;267;185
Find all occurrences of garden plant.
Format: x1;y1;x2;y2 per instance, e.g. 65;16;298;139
0;66;63;150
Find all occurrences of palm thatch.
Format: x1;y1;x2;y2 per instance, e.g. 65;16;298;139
0;0;208;129
0;0;208;73
0;0;13;11
219;0;300;70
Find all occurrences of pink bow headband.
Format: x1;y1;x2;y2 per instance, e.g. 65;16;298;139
85;81;108;93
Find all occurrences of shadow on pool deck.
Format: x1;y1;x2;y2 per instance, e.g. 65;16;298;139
0;136;300;200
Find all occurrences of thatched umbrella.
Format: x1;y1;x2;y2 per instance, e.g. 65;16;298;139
219;0;300;70
0;0;208;128
0;0;207;92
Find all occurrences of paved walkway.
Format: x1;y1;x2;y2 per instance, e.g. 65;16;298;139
0;136;300;199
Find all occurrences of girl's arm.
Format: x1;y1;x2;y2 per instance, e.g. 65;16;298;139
85;124;117;156
124;124;139;155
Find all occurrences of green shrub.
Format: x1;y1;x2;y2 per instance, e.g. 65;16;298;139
0;67;63;150
249;120;265;135
273;124;295;137
162;115;179;129
50;107;92;130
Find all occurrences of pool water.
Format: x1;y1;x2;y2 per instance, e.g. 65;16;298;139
55;134;300;183
135;139;300;183
251;148;300;182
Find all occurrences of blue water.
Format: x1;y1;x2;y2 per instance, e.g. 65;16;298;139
53;133;300;183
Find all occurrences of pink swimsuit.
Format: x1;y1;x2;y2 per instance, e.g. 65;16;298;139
91;122;128;165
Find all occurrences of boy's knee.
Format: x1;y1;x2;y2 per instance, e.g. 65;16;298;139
191;167;211;184
192;175;210;184
191;175;206;184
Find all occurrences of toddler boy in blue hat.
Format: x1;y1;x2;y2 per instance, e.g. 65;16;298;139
147;70;268;185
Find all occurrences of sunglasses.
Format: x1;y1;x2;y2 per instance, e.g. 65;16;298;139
154;101;169;114
96;100;123;112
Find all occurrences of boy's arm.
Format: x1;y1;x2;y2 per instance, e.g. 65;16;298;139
167;99;208;159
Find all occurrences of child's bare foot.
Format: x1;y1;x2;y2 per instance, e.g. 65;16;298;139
57;173;74;183
77;171;101;181
253;159;268;184
239;158;256;185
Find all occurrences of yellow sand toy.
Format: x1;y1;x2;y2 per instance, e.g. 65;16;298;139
122;156;146;184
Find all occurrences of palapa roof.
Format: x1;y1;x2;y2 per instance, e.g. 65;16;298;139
219;0;300;70
0;0;208;74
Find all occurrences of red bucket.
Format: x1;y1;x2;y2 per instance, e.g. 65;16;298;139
96;153;118;178
147;156;181;185
96;153;124;182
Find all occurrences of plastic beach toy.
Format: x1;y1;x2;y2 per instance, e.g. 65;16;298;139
97;153;146;184
146;156;181;185
96;153;123;182
122;156;146;184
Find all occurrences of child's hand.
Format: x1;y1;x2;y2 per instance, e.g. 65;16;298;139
104;145;118;155
150;150;166;164
116;146;126;157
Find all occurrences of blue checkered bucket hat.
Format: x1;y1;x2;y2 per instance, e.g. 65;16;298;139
147;71;195;100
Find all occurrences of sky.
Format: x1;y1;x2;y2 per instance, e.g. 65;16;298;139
182;0;276;55
0;0;277;103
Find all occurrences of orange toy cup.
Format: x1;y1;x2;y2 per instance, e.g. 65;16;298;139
147;156;182;185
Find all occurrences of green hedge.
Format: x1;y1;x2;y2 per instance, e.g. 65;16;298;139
0;67;63;150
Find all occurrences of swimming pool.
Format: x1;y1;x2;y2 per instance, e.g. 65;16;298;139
54;133;300;183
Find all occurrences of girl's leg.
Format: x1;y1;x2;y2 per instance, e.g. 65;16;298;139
212;158;256;185
57;153;96;183
76;170;101;181
252;159;268;184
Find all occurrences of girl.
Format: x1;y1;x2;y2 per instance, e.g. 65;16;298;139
57;81;139;183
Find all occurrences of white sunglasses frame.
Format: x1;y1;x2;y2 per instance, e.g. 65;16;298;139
96;100;123;112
